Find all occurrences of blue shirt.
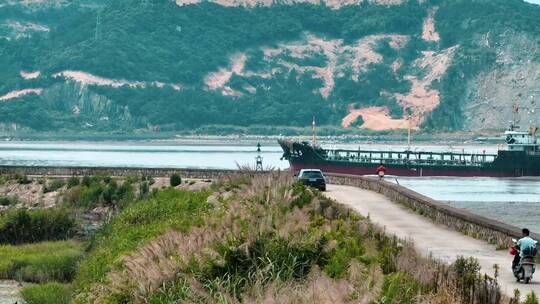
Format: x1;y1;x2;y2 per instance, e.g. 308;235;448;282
517;236;538;257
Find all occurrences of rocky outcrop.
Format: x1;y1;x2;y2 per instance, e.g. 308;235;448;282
40;81;133;127
465;32;540;131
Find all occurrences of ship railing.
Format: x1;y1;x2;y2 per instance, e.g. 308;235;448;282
324;150;497;166
526;150;540;156
325;157;489;167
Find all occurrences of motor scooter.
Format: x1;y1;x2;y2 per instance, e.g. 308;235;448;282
511;238;536;284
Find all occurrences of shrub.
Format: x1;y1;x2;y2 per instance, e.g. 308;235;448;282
139;181;150;198
44;179;66;193
21;282;72;304
102;175;112;184
170;174;182;187
66;177;134;209
324;231;366;278
0;196;15;206
206;236;324;298
290;183;313;209
0;208;75;244
81;176;91;187
17;174;31;185
67;176;80;189
0;241;83;282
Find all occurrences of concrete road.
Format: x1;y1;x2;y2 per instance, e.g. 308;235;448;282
325;184;540;297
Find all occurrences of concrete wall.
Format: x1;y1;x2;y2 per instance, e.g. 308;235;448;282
326;174;539;247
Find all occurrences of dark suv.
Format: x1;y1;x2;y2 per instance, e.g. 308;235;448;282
297;169;326;191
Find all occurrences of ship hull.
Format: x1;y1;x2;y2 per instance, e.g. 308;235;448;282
289;162;518;177
279;140;540;177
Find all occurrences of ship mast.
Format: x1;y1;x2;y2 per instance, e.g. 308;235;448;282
407;114;411;151
511;103;519;130
405;106;412;151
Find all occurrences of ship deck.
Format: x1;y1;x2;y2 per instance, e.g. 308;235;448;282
321;148;498;167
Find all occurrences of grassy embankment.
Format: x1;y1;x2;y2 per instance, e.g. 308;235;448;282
0;172;536;303
69;172;517;303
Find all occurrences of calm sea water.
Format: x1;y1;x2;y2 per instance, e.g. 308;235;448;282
393;177;540;234
0;142;287;169
0;141;538;233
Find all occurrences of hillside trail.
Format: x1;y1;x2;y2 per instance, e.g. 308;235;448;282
325;184;540;297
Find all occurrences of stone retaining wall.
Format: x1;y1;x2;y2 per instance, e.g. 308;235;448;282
326;173;540;248
0;165;245;180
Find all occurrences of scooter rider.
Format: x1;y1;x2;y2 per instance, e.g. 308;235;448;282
512;228;538;271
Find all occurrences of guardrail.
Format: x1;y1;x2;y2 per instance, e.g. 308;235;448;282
326;173;539;247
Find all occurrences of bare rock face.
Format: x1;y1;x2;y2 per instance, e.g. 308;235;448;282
40;81;133;128
465;32;540;131
85;206;112;222
0;180;62;208
175;0;404;9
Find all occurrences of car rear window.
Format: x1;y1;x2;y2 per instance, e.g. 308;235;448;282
300;171;323;178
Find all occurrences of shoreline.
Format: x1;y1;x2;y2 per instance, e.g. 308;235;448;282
0;134;505;146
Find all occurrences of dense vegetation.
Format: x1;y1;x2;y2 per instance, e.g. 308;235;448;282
0;172;537;303
0;208;75;244
2;0;539;134
63;175;136;209
0;241;83;283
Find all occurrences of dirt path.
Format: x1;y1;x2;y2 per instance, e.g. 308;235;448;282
325;185;540;297
0;280;23;304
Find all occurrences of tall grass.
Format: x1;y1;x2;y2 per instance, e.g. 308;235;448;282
74;173;388;303
70;173;514;304
0;208;75;244
0;241;83;282
377;272;423;304
73;188;211;296
21;282;72;304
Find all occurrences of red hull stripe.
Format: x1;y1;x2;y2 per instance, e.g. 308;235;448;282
290;164;517;177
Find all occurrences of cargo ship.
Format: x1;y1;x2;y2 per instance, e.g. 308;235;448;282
278;123;540;177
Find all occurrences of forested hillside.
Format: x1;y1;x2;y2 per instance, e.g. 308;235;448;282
1;0;540;134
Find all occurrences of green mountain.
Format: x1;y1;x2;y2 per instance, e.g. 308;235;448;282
1;0;540;134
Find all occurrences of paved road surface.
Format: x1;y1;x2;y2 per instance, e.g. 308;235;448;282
325;184;540;297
